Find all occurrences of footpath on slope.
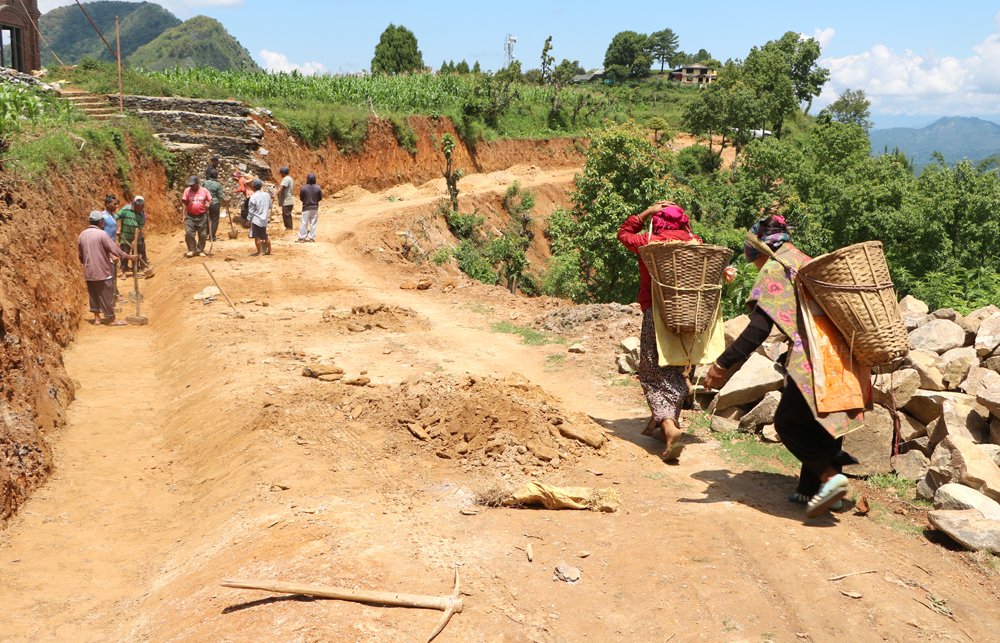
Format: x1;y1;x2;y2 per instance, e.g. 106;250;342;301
1;166;998;642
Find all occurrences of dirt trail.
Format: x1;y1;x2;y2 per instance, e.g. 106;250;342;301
1;166;998;642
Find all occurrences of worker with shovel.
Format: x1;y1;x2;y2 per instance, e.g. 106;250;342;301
79;211;138;326
115;195;149;274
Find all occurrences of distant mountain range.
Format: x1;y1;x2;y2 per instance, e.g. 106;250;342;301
40;1;260;72
870;116;1000;170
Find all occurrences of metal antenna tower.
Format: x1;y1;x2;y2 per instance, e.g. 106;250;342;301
504;34;517;67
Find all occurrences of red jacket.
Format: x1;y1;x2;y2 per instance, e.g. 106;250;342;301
617;215;701;311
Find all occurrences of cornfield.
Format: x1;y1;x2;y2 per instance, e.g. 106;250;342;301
0;85;78;140
146;68;555;112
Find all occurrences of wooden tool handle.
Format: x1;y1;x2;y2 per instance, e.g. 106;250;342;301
220;578;462;612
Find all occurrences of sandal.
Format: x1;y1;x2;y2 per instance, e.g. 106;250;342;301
661;443;684;462
806;474;849;518
104;320;128;327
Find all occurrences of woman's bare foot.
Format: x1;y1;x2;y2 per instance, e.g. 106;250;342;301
660;420;684;462
641;415;658;437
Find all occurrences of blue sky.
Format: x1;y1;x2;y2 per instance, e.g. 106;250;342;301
39;0;1000;128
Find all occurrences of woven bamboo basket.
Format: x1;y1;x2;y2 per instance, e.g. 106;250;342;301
796;241;909;367
638;242;733;334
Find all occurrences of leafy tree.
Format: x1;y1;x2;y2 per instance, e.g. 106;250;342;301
456;59;470;74
773;31;829;114
603;31;653;81
522;68;544;84
823;88;873;132
547;124;674;302
693;48;714;64
472;61;481;73
647;116;672;144
541;36;555;83
648;28;679;72
488;225;532;293
743;43;797;136
441;134;463;211
439;60;451;73
371;24;424;75
462;61;522;127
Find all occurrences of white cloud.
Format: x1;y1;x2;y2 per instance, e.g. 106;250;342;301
808;27;835;49
259;49;327;76
817;17;1000;117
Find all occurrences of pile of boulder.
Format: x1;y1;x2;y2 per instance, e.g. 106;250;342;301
696;295;1000;554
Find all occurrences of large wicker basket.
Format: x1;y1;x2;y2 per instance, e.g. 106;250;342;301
639;242;733;334
797;241;910;367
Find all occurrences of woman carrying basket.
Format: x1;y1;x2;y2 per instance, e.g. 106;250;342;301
703;215;869;518
618;201;734;462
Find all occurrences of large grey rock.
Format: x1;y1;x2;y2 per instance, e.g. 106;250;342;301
842;405;893;476
899;295;929;315
909;319;967;354
960;367;1000;398
964;305;1000;334
715;352;784;409
928;509;1000;554
905;349;947;391
916;474;939;500
616;354;635;374
891;450;930;481
739;390;781;432
932;436;1000;501
710;415;740;433
934;483;1000;519
936;347;979;389
980;443;1000;469
977;386;1000;419
715;405;745;421
904;390;978;425
620;336;640;358
975;315;1000;357
899;412;928;441
931;307;962;322
761;424;780;443
900;435;932;457
984;356;1000;374
724;315;750;348
928;401;989;446
872;368;920;407
902;313;932;332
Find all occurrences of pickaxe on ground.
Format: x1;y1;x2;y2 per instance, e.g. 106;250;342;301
220;566;463;642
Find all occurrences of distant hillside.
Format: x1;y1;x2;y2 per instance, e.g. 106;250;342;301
870;116;1000;170
127;16;261;72
40;1;180;67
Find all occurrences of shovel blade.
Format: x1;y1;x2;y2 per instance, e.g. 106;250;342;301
126;316;149;326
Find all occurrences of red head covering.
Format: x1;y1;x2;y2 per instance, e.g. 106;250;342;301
652;205;692;235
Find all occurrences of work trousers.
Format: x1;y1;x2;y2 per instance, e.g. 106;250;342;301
773;382;848;496
184;214;208;253
299;208;318;240
282;204;294;230
86;278;116;320
119;236;148;273
208;203;221;241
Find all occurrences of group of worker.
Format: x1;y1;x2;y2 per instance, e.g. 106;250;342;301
78;155;324;324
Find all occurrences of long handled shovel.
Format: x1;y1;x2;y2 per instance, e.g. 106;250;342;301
126;236;148;325
226;205;239;239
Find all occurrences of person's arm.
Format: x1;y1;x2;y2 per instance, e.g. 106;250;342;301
316;187;322;202
703;306;774;388
103;233;137;261
617;200;674;253
78;239;85;265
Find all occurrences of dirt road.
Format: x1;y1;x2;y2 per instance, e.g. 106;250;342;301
1;167;998;642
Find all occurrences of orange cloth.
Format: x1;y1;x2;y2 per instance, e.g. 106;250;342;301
798;292;870;413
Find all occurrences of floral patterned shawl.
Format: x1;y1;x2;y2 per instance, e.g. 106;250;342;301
748;245;868;438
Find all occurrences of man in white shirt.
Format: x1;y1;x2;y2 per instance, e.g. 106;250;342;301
247;179;273;256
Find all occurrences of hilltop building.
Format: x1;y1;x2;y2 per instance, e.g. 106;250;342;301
669;63;717;85
0;0;41;72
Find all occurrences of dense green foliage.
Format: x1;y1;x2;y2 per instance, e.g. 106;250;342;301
821;88;873;132
64;63;703;149
40;1;180;67
604;31;653;81
0;85;79;142
128;16;260;72
371;24;424;75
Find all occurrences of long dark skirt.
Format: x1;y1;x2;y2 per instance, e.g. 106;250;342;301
773;382;849;496
637;309;688;425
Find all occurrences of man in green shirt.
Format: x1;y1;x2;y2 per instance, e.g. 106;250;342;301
204;167;226;242
115;195;149;274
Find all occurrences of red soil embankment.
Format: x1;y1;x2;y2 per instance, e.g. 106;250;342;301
260;116;585;192
0;147;172;523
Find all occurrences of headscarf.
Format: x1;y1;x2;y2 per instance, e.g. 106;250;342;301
744;215;790;261
651;204;692;235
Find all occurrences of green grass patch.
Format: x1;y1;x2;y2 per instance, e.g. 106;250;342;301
4;117;172;188
490;321;562;345
865;473;918;501
867;500;926;536
608;376;640;388
714;430;798;474
462;302;494;315
544;353;566;371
